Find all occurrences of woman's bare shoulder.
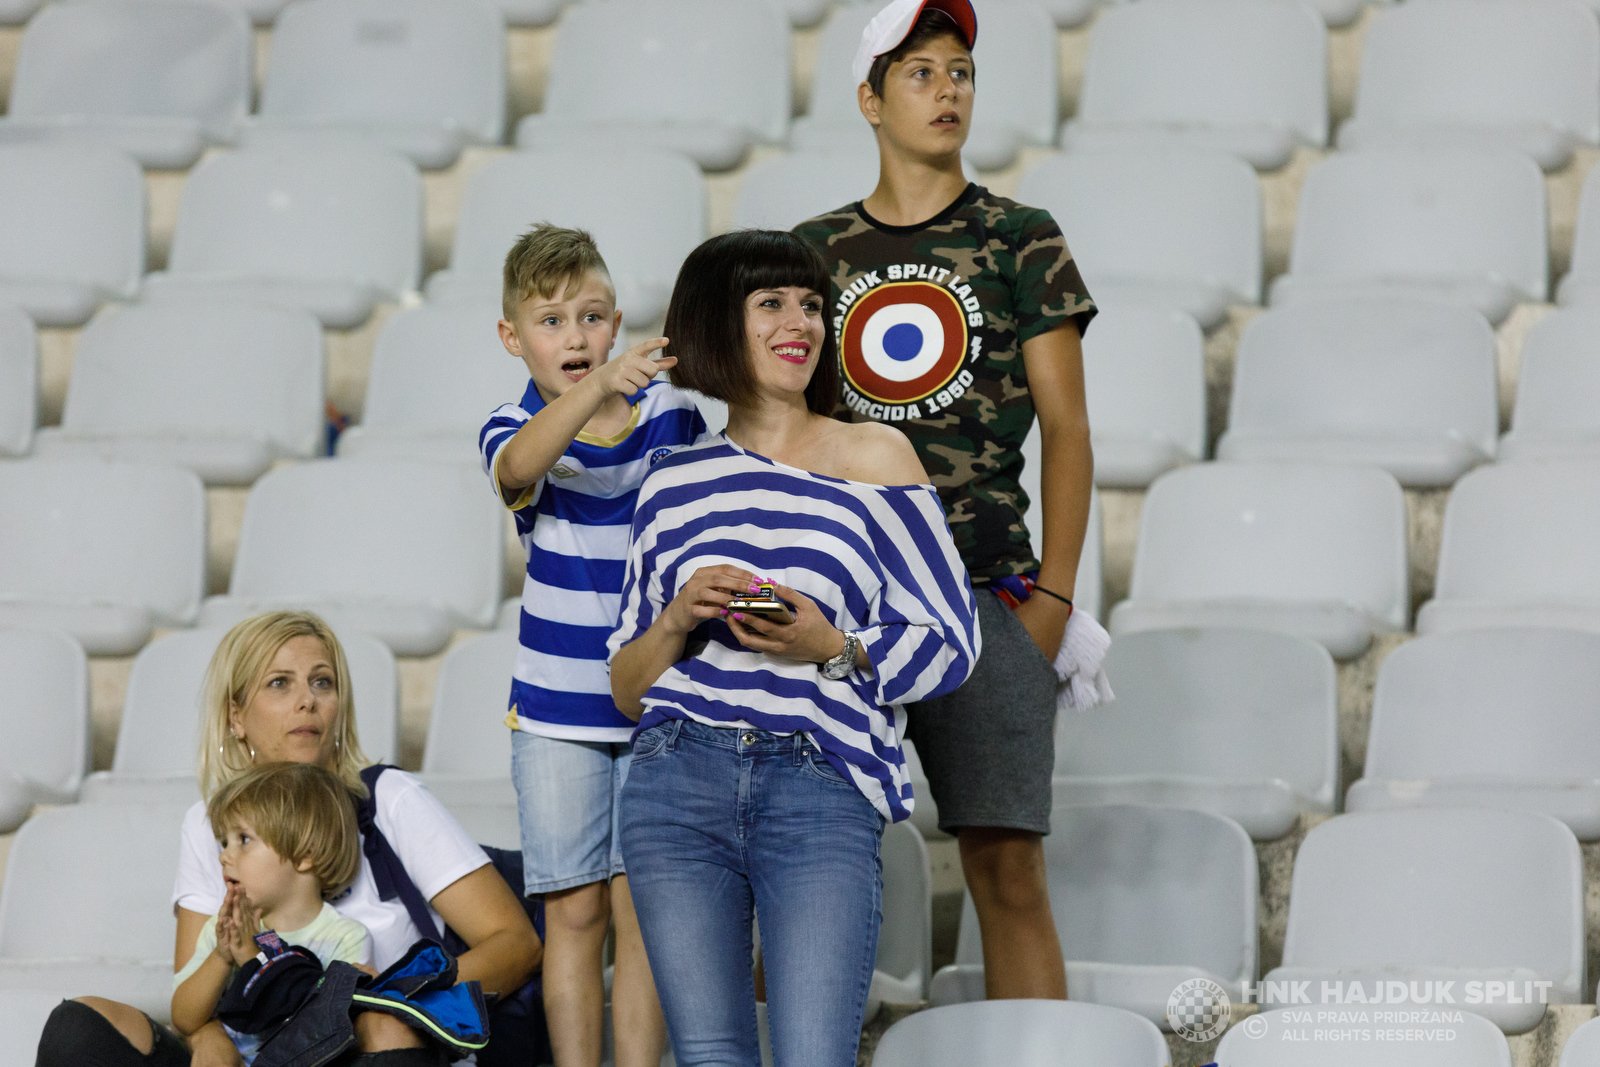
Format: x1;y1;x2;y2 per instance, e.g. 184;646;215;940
832;421;929;487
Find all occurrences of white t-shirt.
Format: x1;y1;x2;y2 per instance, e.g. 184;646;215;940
173;770;489;970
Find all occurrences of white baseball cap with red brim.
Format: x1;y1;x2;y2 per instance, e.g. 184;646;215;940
851;0;978;86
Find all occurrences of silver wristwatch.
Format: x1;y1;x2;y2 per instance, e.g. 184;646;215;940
820;630;859;680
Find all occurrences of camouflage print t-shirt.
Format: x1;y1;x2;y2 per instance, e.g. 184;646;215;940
793;183;1096;584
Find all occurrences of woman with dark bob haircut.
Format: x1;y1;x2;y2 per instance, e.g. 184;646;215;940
607;230;980;1066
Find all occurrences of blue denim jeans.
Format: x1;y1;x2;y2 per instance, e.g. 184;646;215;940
619;719;886;1067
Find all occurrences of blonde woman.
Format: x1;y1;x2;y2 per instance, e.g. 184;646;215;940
36;611;542;1067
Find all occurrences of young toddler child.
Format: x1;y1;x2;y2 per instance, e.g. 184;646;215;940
171;762;373;1062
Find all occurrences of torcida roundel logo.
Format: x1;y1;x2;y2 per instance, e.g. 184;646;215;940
840;281;969;405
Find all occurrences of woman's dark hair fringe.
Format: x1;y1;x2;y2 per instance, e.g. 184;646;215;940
665;230;840;417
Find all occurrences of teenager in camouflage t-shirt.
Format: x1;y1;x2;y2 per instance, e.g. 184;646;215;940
794;0;1097;1003
792;185;1095;583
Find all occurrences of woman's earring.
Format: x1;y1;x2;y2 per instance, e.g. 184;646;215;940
248;743;256;763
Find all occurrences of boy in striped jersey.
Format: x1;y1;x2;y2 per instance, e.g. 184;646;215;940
478;224;706;1067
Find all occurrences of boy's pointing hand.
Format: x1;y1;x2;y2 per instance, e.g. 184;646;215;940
598;336;676;397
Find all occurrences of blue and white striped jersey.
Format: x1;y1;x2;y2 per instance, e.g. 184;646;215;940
480;378;708;741
607;436;981;821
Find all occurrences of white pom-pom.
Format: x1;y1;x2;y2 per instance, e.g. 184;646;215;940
1053;609;1114;712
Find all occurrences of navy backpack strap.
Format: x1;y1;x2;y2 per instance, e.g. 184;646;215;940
355;764;444;943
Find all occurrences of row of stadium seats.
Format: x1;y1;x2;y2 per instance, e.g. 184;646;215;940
0;0;879;29
11;984;1600;1065
0;787;1590;1047
4;0;1600;171
8;443;1600;659
0;790;929;1032
5;295;1597;495
877;1000;1600;1066
2;139;1595;335
15;618;1600;848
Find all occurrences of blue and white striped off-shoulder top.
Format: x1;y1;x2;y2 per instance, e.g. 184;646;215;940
606;435;981;821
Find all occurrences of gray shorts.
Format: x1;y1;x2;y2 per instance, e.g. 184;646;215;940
906;588;1059;836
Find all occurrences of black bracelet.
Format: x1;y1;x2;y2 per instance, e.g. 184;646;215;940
1032;584;1073;608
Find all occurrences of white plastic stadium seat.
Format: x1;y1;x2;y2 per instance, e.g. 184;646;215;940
874;1000;1169;1067
929;804;1257;1026
201;461;502;655
111;0;294;24
516;0;789;171
1080;305;1204;488
1217;299;1498;487
791;4;879;156
0;145;144;327
735;149;974;232
80;626;398;806
1557;166;1600;307
337;302;529;465
0;461;205;655
1265;808;1583;1033
0;0;251;169
143;147;423;329
0;0;40;23
1056;628;1338;839
1063;0;1327;171
1038;0;1110;28
1269;150;1547;325
417;630;518;809
1500;310;1600;461
733;150;880;233
0;629;88;832
1562;1016;1600;1066
1016;149;1262;331
780;0;828;27
1337;0;1599;172
0;991;71;1067
1418;461;1600;636
794;0;1057;171
0;804;191;1020
31;303;324;484
0;304;35;457
435;801;520;851
871;820;933;1012
1111;462;1408;659
1347;628;1600;838
339;303;526;460
242;0;506;170
425;149;704;328
1217;1006;1513;1066
494;0;564;26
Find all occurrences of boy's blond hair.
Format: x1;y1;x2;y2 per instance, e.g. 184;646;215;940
502;222;612;320
208;762;363;899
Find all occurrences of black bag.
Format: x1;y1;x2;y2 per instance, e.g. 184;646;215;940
355;765;551;1066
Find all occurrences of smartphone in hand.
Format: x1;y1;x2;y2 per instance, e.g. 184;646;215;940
726;583;794;625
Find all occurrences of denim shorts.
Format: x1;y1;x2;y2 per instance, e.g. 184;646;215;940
510;729;632;895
